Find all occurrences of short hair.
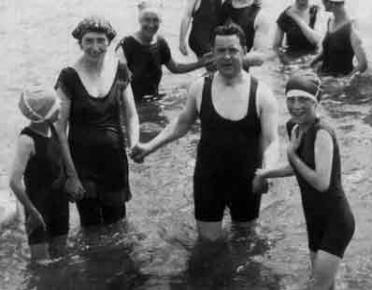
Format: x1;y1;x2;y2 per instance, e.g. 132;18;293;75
212;24;246;48
72;16;116;44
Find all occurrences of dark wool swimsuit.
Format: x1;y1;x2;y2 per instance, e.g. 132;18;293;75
287;118;355;258
277;5;318;55
22;126;69;244
194;75;263;222
55;63;130;227
189;0;222;57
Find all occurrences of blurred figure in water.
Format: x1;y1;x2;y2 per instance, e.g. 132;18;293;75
116;1;213;102
311;0;367;77
273;0;324;65
179;0;222;59
256;73;355;290
219;0;270;69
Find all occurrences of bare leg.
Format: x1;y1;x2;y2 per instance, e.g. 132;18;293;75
310;250;340;290
30;243;49;261
196;220;223;242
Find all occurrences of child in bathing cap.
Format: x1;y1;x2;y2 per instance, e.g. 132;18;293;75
9;87;69;262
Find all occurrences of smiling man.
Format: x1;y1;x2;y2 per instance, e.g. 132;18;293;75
131;24;279;241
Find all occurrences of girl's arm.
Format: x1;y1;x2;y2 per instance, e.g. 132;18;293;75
9;135;46;230
349;23;368;76
257;164;294;179
122;85;139;149
287;129;333;192
54;88;85;200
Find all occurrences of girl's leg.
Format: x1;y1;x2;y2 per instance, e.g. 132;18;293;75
30;243;49;261
310;250;340;290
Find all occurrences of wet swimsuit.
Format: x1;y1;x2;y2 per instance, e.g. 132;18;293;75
21;126;69;245
189;0;222;58
287;118;355;258
320;20;354;76
55;63;131;227
277;5;318;55
117;35;171;101
220;0;261;52
194;75;262;222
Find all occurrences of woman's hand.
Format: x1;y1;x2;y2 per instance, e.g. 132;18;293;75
26;208;46;235
129;143;152;163
287;125;303;157
179;40;188;56
64;176;85;202
252;172;269;195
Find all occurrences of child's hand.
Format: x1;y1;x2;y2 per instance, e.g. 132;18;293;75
26;209;46;235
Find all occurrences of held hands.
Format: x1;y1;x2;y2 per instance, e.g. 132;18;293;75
64;176;85;202
129;142;152;163
252;169;270;195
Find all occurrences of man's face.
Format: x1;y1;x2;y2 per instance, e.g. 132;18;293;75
213;34;245;78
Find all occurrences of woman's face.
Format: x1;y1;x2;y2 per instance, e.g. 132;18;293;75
286;96;317;124
80;32;109;60
322;0;332;11
139;11;161;38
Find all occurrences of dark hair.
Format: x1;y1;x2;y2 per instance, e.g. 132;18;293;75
72;16;117;44
212;24;246;48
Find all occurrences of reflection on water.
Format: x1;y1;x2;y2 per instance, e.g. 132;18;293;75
1;0;372;289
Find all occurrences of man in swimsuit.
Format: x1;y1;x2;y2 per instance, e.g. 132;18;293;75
131;24;279;241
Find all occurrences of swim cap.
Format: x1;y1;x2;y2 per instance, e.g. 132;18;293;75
138;0;162;19
72;16;117;42
285;72;322;102
19;88;60;123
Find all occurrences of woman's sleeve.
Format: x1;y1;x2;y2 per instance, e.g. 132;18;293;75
54;68;74;99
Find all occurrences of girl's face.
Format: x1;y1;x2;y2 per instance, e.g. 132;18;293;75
139;11;161;38
80;32;109;60
286;96;317;124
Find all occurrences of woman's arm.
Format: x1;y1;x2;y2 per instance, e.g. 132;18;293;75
349;24;368;76
272;25;292;65
179;0;198;55
54;88;85;200
286;9;322;46
165;54;210;74
122;85;139;149
9;136;46;229
287;129;333;192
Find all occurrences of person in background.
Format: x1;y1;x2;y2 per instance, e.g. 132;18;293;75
55;17;139;228
116;2;213;102
9;89;69;261
131;24;279;242
179;0;222;59
256;73;355;290
273;0;322;65
219;0;269;69
311;0;367;77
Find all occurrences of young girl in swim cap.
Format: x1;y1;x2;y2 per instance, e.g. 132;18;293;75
255;72;355;289
9;88;69;262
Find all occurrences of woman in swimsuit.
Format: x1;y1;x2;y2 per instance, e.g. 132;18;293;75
256;73;355;289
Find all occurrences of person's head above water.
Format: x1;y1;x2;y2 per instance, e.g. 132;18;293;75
322;0;345;11
137;1;162;37
286;72;322;102
285;72;322;123
72;16;117;44
19;87;61;124
211;24;247;78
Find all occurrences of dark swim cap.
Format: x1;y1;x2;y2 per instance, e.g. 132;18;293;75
285;72;322;102
72;16;117;42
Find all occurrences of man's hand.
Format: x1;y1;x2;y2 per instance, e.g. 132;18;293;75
64;176;85;202
252;174;269;195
